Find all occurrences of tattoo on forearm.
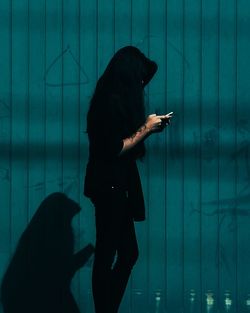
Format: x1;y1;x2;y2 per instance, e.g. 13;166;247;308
129;124;147;141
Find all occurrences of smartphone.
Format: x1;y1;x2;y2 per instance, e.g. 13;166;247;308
166;111;174;116
161;112;173;120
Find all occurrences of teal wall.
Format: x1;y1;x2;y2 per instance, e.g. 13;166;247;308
0;0;250;312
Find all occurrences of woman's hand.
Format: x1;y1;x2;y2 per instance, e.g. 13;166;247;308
120;112;173;155
146;112;173;133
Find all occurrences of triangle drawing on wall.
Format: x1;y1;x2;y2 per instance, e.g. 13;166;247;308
44;45;89;87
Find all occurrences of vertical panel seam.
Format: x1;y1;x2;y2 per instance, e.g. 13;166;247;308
44;0;47;199
164;0;168;310
235;0;238;310
61;0;64;192
217;0;221;302
199;0;203;309
78;0;81;298
96;0;98;80
182;0;185;310
113;0;115;52
147;0;150;309
27;0;30;222
78;0;80;204
130;0;132;44
9;0;13;253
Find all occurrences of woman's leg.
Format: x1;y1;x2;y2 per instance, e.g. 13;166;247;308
110;209;138;313
91;190;138;313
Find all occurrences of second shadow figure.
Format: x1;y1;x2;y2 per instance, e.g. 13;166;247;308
1;192;94;313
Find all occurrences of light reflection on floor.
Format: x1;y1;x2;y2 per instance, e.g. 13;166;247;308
117;288;250;313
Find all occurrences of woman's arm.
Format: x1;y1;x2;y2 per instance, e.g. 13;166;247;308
71;243;95;275
119;113;173;155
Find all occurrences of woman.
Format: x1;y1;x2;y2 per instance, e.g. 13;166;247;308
84;46;173;313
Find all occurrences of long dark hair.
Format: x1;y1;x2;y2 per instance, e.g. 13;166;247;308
87;46;158;159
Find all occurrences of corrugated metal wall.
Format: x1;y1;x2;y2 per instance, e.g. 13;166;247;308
0;0;249;312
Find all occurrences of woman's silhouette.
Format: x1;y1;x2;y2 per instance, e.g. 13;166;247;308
84;46;173;313
1;192;94;313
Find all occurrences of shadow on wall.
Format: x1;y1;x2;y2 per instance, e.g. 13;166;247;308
0;192;94;313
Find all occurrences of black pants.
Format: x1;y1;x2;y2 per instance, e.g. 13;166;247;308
91;189;139;313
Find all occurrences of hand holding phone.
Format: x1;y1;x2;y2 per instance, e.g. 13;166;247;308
160;111;174;125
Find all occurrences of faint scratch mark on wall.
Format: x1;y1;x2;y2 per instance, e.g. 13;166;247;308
44;45;89;87
191;139;250;272
192;203;250;274
28;176;79;194
193;131;200;160
168;112;182;160
166;39;191;70
0;168;10;181
134;36;191;69
61;176;79;195
0;100;10;118
232;140;250;176
202;128;219;162
134;35;156;50
237;118;250;136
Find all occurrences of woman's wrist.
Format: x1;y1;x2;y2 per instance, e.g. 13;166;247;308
144;122;152;135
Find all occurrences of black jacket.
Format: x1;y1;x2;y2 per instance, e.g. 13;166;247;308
83;95;146;222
